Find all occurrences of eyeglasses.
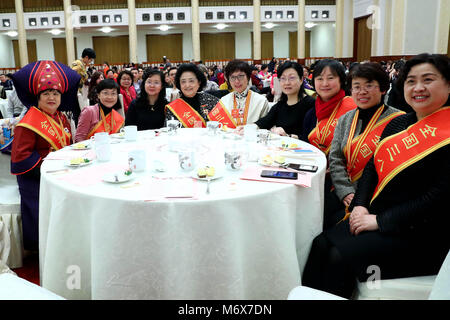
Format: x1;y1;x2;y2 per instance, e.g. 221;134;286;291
351;84;379;93
145;81;162;86
229;74;247;82
279;76;300;83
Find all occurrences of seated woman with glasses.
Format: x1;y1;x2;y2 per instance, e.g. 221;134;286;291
165;63;220;127
75;79;124;142
254;61;315;138
302;53;450;299
217;60;269;131
326;63;404;229
125;69;168;130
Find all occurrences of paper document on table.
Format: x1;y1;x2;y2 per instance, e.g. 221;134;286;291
142;177;199;200
240;165;312;187
45;149;96;160
56;163;127;187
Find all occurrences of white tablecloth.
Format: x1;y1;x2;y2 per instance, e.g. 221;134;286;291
39;129;326;299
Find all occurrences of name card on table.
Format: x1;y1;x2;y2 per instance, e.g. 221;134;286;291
239;165;312;188
56;163;127;187
141;177;199;201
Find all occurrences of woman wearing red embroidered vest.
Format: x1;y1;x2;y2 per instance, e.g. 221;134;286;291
302;53;450;299
118;70;137;114
10;61;80;251
75;79;124;143
325;63;404;228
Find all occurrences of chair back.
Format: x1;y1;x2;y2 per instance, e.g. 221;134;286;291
118;93;125;118
272;77;282;103
77;93;88;111
429;250;450;300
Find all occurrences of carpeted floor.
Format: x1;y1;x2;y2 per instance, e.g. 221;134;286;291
12;253;40;286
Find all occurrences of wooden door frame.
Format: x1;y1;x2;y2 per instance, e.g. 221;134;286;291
353;14;372;61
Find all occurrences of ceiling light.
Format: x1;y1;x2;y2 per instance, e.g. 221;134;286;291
322;11;329;18
263;23;275;29
103;15;110;23
239;12;247;19
215;23;227;30
6;31;18;37
49;29;63;35
287;11;294;19
2;19;10;27
100;27;113;33
305;22;316;28
276;11;283;19
29;18;37;26
311;11;318;19
229;12;236;20
52;17;60;25
114;15;122;23
158;25;170;31
41;18;48;26
265;11;272;19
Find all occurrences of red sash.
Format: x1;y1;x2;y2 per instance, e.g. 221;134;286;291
343;107;404;182
308;96;356;155
208;100;237;129
16;107;71;151
371;107;450;203
166;99;206;128
87;108;124;139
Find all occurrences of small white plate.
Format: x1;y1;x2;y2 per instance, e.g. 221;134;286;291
257;158;287;168
111;132;125;139
65;158;93;167
191;169;223;181
70;142;91;150
102;172;135;183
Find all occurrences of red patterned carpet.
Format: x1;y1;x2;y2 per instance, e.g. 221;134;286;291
12;253;40;286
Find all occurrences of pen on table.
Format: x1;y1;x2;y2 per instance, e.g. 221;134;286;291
46;169;69;174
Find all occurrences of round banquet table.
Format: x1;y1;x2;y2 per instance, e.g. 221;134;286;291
39;128;326;299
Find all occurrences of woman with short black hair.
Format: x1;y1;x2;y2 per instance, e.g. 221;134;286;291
75;79;124;142
165;63;220;127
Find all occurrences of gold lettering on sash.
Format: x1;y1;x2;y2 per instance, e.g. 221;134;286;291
420;125;437;138
386;143;400;161
402;133;420;149
331;119;338;127
183;111;192;119
377;159;385;172
371;134;381;146
216;115;225;122
188;117;195;126
360;143;372;158
211;108;219;116
48;127;56;136
41;120;49;130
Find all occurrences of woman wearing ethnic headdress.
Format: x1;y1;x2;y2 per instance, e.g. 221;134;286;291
165;63;220;128
11;60;80;251
75;79;124;142
325;63;404;228
302;53;450;299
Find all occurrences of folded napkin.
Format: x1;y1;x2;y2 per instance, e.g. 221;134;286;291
240;165;312;188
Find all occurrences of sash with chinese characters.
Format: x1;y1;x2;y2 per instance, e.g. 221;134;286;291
371;107;450;204
87;108;124;139
207;100;237;129
166;99;206;128
16;107;70;151
343;107;404;182
231;90;252;126
308;96;356;155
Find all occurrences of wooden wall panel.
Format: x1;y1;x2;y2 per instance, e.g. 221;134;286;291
251;31;274;60
92;35;129;64
200;33;235;60
354;15;372;62
12;40;37;68
289;31;311;59
53;38;78;66
146;34;183;63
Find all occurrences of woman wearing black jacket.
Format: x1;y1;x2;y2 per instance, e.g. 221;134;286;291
302;53;450;298
125;68;168;130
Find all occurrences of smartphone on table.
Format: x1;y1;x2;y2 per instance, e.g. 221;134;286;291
260;170;298;180
287;163;318;173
